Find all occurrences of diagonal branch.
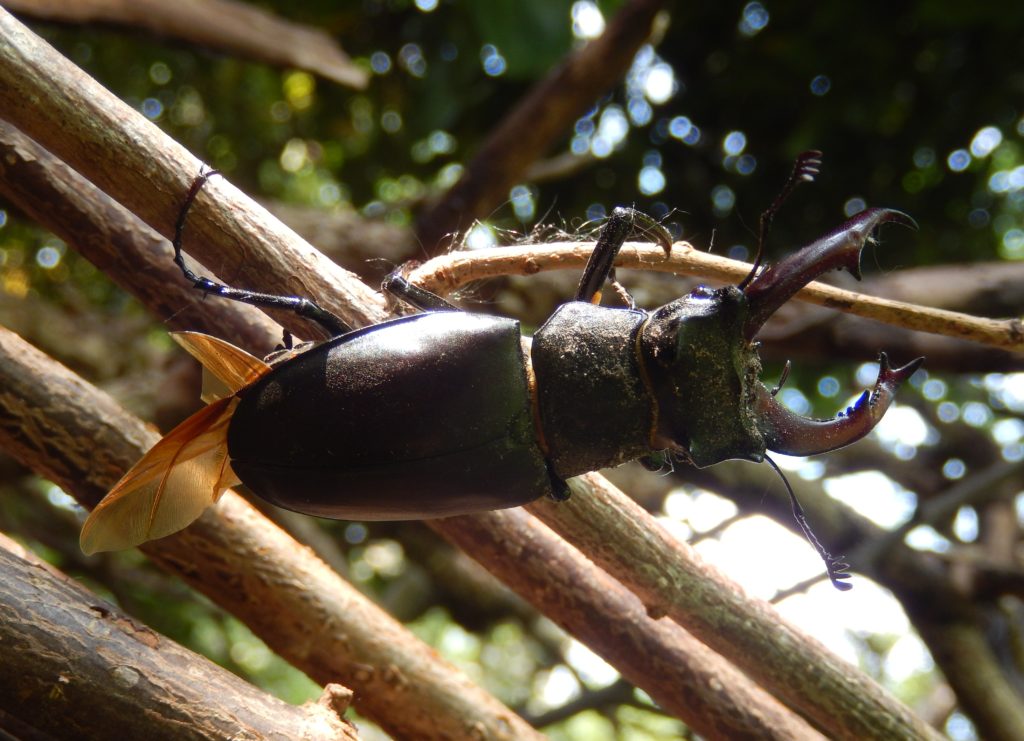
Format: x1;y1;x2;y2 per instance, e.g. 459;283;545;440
527;475;943;741
5;0;368;88
0;532;359;741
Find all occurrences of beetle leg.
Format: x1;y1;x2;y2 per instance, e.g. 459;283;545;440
755;353;923;456
173;168;352;337
381;272;460;312
741;208;917;340
544;464;572;502
638;451;672;473
607;270;638;309
575;207;673;304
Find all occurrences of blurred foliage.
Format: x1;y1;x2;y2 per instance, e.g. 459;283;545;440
1;1;1022;739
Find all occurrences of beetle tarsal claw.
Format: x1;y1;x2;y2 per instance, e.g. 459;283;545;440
755;353;923;457
617;207;673;256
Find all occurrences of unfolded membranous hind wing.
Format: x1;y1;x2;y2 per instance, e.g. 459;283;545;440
80;395;242;554
80;333;275;554
171;331;272;402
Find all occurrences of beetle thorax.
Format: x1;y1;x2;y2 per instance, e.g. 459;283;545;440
531;302;655;478
639;285;766;467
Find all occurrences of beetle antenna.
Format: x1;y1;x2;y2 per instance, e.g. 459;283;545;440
738;151;823;291
764;455;852;591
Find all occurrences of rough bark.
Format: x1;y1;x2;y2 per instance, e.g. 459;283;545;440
0;533;359;741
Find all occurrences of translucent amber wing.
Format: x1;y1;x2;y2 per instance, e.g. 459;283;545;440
80;397;241;554
171;332;271;402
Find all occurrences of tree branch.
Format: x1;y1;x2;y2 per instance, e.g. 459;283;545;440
433;508;823;739
405;241;1023;351
6;0;368;88
0;532;359;741
526;476;942;741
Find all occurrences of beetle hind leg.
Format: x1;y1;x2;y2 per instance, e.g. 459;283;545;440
173;168;352;337
544;464;571;502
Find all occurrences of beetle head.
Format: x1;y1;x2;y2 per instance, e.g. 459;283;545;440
640;207;922;468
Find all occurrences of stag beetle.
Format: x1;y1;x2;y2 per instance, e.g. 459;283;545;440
81;152;921;589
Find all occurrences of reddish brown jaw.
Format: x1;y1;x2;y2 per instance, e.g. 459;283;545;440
742;208;917;340
754;353;924;456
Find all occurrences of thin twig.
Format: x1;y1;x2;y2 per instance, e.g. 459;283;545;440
406;241;1024;351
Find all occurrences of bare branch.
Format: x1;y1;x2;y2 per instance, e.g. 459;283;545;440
5;0;368;88
0;533;359;741
433;508;824;740
527;476;943;741
406;241;1024;351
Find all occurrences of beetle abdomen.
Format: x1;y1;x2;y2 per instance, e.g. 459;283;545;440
532;302;654;478
227;312;551;519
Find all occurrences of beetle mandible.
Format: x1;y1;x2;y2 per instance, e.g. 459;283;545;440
81;152;922;589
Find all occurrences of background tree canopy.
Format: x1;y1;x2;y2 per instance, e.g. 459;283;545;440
0;1;1022;740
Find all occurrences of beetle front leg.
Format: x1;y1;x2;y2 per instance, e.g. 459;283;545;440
575;207;673;303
